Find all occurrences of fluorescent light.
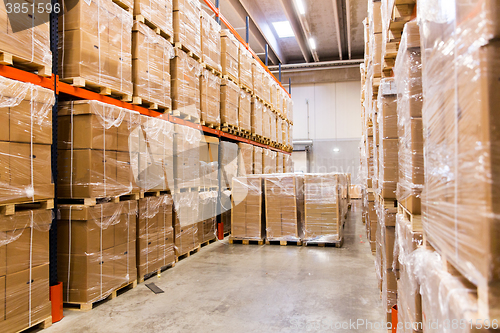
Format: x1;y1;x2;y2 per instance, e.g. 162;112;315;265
272;21;295;38
333;148;340;152
295;0;306;14
309;37;316;50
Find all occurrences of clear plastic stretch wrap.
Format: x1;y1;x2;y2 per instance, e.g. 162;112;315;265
132;21;174;109
198;190;217;244
276;117;283;145
173;191;199;255
199;135;219;188
220;189;232;234
377;78;398;199
0;0;52;76
171;48;202;119
220;141;238;190
238;88;251;132
0;76;54;204
134;0;173;37
173;124;201;189
252;59;264;98
303;174;343;243
173;0;201;56
418;0;500;300
262;106;271;139
58;201;137;303
370;32;383;79
276;152;284;173
237;143;253;177
253;146;263;174
251;96;263;137
264;73;274;105
220;78;239;127
368;0;382;36
275;89;283;115
288;122;293;147
409;248;487;333
281;121;289;146
284;154;293;173
269;80;277;109
270;111;277;143
394;21;423;214
0;209;52;332
263;149;277;174
200;68;221;127
239;45;253;91
264;175;303;241
58;102;175;197
231;175;264;240
395;213;423;332
59;0;133;96
200;10;221;73
137;195;174;278
220;30;239;82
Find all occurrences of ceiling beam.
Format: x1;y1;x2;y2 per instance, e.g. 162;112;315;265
332;0;343;60
277;0;313;63
233;0;286;64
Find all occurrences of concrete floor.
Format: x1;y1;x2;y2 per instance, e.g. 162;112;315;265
43;201;386;333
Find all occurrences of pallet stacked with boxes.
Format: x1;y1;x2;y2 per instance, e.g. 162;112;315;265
364;0;500;329
230;174;348;247
0;77;54;331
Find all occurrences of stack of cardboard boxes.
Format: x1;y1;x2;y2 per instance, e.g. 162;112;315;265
264;175;303;242
59;0;133;97
173;0;201;57
171;48;202;120
132;21;174;109
220;30;239;83
263;149;277;174
237;143;253;177
134;0;172;37
199;135;219;189
239;45;253;92
251;97;263;138
220;141;238;190
0;77;54;332
200;10;221;73
220;78;239;128
253;147;263;174
198;190;217;244
231;176;264;240
239;89;252;133
58;201;138;303
200;68;221;127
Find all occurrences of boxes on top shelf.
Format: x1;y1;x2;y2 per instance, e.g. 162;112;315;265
132;21;174;111
220;30;239;83
171;48;202;121
173;0;201;57
200;10;221;73
252;58;265;98
239;45;253;92
59;0;133;97
134;0;173;38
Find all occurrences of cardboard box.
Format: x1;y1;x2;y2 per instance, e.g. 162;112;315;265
173;0;201;56
200;10;221;73
231;176;264;239
220;30;239;81
220;78;239;127
200;69;221;126
263;149;276;174
237;143;253;177
239;45;253;90
239;88;251;132
134;0;172;36
171;48;202;119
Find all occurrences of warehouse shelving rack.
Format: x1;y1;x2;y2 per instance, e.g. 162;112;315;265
0;0;291;288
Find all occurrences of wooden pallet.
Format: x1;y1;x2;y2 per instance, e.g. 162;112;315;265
303;238;344;248
175;246;201;262
201;61;222;77
15;316;52;333
200;237;217;248
172;110;200;124
132;96;171;113
140;190;171;198
240;84;253;94
111;0;132;12
389;1;416;36
223;231;231;237
228;237;264;245
397;203;422;231
174;42;201;61
65;279;137;312
200;120;220;129
59;193;141;206
0;51;52;77
138;261;176;283
134;15;173;43
0;198;54;216
60;77;132;102
265;239;303;246
222;73;239;85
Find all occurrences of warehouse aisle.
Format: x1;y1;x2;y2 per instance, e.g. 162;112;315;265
44;201;386;333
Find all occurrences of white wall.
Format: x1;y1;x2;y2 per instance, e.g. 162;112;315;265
292;81;362;140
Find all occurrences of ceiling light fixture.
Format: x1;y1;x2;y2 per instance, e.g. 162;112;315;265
295;0;306;15
333;148;340;152
309;37;316;50
272;21;295;38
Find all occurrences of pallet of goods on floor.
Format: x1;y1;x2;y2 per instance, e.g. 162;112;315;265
229;173;350;248
360;0;500;329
